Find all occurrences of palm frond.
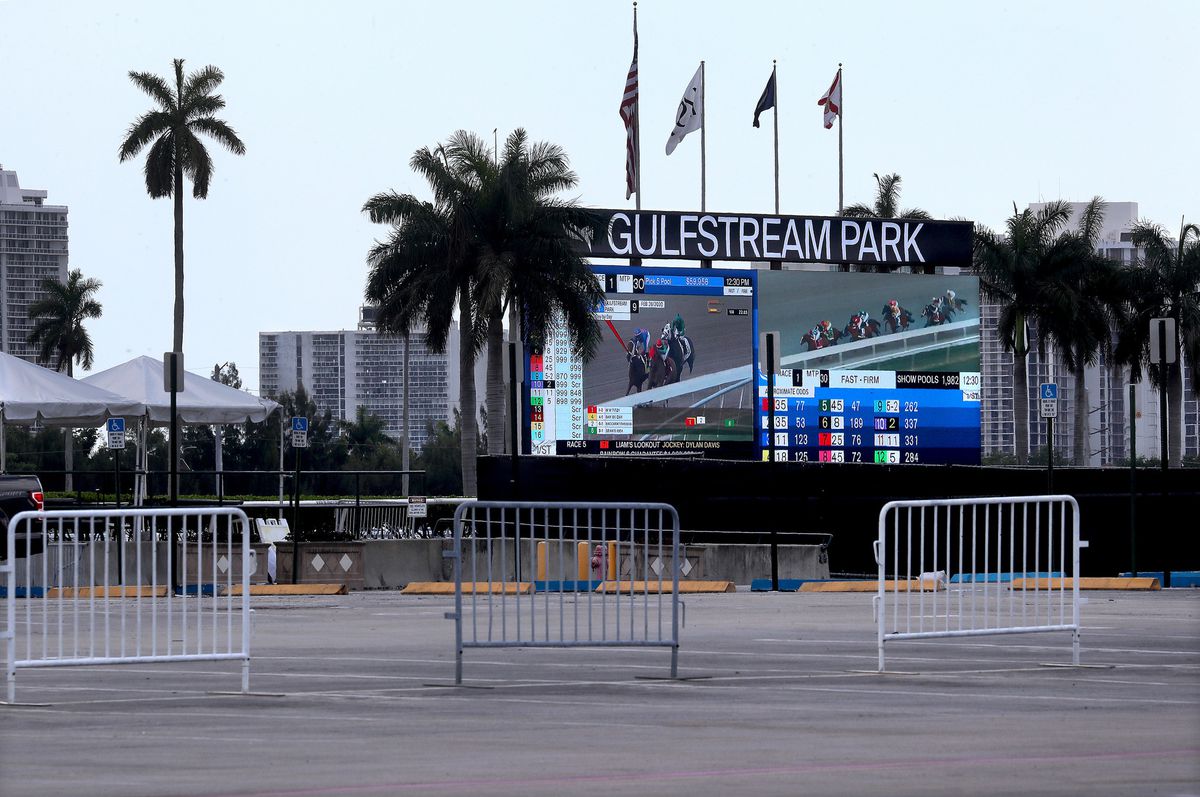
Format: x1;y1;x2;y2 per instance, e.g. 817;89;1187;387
127;70;176;111
182;64;226;106
189;116;246;156
118;111;173;162
179;130;214;198
143;134;176;198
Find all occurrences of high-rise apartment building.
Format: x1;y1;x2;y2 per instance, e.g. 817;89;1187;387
259;309;484;453
0;166;68;361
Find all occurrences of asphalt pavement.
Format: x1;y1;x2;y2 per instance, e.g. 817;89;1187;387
2;589;1197;797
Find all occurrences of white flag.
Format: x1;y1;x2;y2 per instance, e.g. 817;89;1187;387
665;64;703;156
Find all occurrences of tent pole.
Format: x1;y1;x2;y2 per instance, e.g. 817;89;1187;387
278;413;285;521
1;409;6;474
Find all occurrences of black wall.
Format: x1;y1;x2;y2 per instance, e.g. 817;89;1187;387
480;456;1199;577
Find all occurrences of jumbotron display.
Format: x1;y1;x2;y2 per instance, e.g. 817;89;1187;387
755;271;981;464
527;267;981;464
529;266;756;456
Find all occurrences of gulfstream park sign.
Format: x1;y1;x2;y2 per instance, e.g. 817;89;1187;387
586;209;973;268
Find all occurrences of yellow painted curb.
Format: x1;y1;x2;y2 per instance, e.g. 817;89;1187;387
800;580;940;593
227;583;349;596
46;586;169;599
400;582;534;595
1010;577;1161;591
595;580;736;594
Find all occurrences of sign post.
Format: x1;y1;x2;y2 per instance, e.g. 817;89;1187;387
1040;383;1058;494
106;417;126;583
1149;318;1176;587
290;417;308;584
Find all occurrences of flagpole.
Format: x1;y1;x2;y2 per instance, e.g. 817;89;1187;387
837;63;844;214
700;60;706;214
634;2;641;213
772;60;779;215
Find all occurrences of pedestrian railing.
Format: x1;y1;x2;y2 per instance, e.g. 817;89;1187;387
447;501;681;684
3;507;252;703
874;495;1085;672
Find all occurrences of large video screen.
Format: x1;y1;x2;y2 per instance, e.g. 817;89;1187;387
529;266;756;456
527;267;982;464
755;271;981;464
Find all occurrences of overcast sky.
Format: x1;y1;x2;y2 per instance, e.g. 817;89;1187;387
2;0;1195;394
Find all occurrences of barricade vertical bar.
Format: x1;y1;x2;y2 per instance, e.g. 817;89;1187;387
1072;499;1081;664
670;507;678;679
453;502;465;685
904;508;911;634
957;506;964;631
5;519;14;703
149;516;157;657
1059;499;1067;624
481;504;488;643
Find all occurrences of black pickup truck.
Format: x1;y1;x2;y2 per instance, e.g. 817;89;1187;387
0;474;44;559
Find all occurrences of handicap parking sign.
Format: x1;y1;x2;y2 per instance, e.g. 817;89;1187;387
1039;383;1058;418
291;416;309;448
106;418;126;449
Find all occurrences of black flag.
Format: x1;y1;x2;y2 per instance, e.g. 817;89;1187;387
753;70;776;128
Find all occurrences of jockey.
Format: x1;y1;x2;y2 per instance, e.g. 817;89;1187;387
653;337;670;362
670;313;686;338
818;319;837;344
628;327;650;358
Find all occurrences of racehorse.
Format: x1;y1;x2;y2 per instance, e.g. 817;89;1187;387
802;326;842;351
881;306;914;334
921;300;946;326
647;346;676;389
843;315;881;341
626;352;649;394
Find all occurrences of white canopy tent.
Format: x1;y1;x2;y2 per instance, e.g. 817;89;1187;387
0;351;145;473
82;356;282;503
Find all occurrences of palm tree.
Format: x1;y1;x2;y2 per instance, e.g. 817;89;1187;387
445;129;604;457
1116;219;1200;467
364;146;481;495
1034;198;1127;464
842;173;932;273
364;130;604;494
974;201;1080;464
118;59;245;353
26;268;103;491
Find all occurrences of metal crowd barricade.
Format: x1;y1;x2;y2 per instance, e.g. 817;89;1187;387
448;501;681;684
874;495;1085;672
3;507;252;703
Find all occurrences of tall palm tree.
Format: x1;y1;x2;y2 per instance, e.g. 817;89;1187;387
1034;198;1126;464
842;173;932;273
1116;219;1200;466
26;268;103;490
118;59;245;353
443;129;604;457
363;130;604;494
974;201;1079;464
364;147;482;495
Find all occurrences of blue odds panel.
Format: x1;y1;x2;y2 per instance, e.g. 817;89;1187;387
756;379;982;465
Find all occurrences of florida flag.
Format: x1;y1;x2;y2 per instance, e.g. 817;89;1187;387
817;69;841;129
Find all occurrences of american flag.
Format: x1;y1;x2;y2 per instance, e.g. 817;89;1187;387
619;15;639;200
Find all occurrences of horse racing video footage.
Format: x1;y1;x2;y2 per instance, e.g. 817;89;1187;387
529;266;756;456
755;271;982;465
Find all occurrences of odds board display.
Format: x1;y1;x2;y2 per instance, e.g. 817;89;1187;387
528;267;981;465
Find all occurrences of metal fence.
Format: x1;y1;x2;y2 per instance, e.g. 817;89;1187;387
3;507;252;703
447;501;681;684
874;495;1084;672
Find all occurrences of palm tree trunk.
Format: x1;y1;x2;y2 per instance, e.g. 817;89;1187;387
173;159;185;353
1073;365;1088;465
1013;350;1030;465
458;292;478;496
485;310;505;456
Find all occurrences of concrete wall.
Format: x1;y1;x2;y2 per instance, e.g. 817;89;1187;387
357;541;829;588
